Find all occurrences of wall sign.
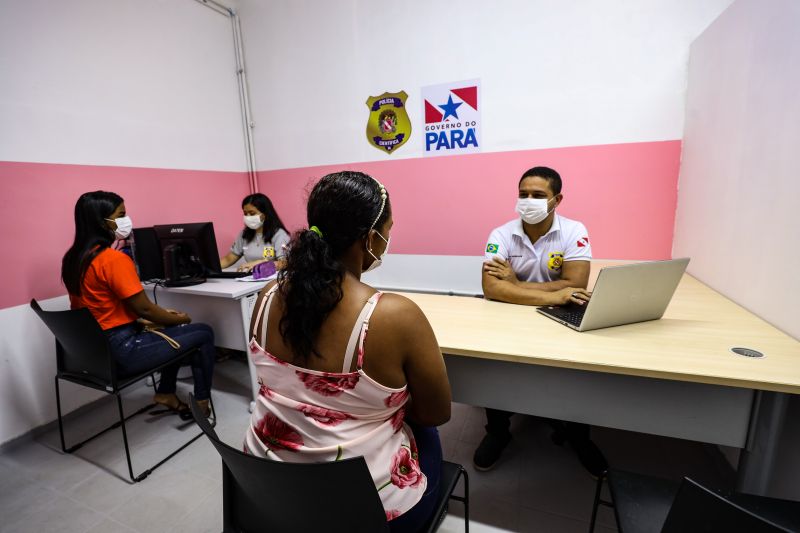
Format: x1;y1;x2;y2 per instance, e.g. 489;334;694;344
365;91;412;154
421;79;481;156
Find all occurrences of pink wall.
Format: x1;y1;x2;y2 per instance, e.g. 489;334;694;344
258;141;681;259
0;141;680;310
0;161;250;310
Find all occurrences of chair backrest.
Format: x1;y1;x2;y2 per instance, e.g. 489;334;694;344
662;477;791;533
189;397;390;533
30;299;116;388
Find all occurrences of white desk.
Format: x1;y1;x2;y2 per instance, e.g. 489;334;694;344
143;278;266;401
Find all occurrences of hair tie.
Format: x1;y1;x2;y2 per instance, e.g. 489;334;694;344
309;225;324;238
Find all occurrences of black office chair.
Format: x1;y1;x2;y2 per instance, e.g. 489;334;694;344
589;469;800;533
189;396;469;533
30;299;214;483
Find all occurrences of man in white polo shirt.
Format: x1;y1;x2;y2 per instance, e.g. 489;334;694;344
474;166;607;477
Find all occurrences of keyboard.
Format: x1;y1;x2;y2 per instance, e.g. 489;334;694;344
542;304;586;327
207;271;249;279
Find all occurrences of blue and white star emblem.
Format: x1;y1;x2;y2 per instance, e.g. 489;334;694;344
438;94;462;121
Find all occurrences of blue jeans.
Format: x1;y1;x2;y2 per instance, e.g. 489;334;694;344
105;322;215;400
389;424;443;532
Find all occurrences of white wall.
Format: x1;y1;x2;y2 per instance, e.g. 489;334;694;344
674;0;800;500
0;0;246;171
0;0;246;445
237;0;733;169
0;297;107;445
674;0;800;341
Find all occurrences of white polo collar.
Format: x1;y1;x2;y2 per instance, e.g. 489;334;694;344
512;214;562;242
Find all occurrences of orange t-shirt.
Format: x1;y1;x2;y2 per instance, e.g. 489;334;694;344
69;248;144;330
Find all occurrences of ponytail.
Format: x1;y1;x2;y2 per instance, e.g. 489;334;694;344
277;171;391;362
278;229;344;360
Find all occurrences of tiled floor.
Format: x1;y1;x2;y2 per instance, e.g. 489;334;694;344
0;355;734;532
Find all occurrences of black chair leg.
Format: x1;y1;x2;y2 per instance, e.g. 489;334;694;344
115;391;138;483
57;375;149;455
443;466;469;533
589;470;617;533
589;471;604;532
56;378;210;483
118;391;209;483
208;395;218;428
57;371;154;455
55;376;68;453
461;467;469;533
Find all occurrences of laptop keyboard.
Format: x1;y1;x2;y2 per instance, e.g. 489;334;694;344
546;305;586;327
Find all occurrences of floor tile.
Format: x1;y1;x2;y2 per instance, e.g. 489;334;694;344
82;517;138;533
1;439;97;493
439;513;514;532
0;459;33;494
515;506;608;533
0;357;737;532
68;469;147;515
0;482;61;531
167;487;223;533
108;468;216;532
2;489;105;533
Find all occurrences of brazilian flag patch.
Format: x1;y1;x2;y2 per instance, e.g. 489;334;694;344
486;243;499;254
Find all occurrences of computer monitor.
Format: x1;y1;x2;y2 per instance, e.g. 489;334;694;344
135;222;224;286
131;227;164;281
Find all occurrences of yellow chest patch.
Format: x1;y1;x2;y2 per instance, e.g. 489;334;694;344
548;252;564;270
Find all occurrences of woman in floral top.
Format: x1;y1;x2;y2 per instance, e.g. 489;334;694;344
243;171;452;531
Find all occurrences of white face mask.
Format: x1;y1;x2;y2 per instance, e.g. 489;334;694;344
364;230;390;273
243;214;264;230
107;216;133;239
516;197;556;225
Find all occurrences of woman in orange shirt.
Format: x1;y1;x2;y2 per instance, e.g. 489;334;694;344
62;191;215;416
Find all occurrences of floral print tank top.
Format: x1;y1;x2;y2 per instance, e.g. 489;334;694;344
243;285;426;520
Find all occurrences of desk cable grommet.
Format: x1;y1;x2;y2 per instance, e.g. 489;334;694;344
730;347;765;359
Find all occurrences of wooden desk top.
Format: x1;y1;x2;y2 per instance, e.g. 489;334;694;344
399;261;800;394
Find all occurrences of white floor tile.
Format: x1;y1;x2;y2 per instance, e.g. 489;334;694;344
82;517;138;533
108;468;216;532
2;358;737;533
167;488;224;533
2;489;105;533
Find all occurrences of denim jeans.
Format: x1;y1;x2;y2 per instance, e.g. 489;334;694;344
105;322;215;400
389;424;443;532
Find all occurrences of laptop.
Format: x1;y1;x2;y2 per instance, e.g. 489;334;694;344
537;258;690;332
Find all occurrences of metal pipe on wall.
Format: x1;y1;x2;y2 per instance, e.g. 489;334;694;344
194;0;259;194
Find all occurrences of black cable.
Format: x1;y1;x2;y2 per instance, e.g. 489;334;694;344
143;279;166;305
